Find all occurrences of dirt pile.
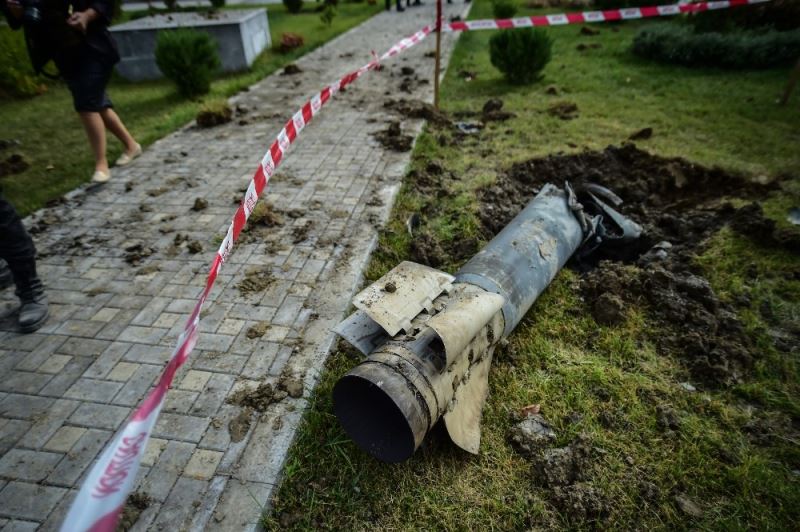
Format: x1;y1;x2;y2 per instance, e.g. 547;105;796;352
119;492;151;531
229;376;304;412
373;121;413;152
196;103;232;128
477;144;797;386
237;267;275;295
509;413;557;456
0;153;29;177
522;433;609;522
383;99;451;127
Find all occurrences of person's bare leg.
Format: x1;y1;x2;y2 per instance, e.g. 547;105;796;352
99;108;138;154
78;111;108;172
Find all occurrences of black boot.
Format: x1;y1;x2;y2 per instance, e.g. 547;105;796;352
396;0;405;11
0;260;11;290
10;259;49;333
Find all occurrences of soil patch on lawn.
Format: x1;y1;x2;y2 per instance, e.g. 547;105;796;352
477;144;798;386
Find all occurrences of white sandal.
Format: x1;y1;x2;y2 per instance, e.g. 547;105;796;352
92;170;111;183
116;143;142;166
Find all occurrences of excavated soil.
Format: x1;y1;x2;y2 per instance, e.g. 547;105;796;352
119;492;151;531
477;144;799;386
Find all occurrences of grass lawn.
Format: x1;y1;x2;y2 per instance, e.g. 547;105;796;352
264;1;800;530
0;2;383;216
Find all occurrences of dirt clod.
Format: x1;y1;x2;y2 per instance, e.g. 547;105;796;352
230;383;279;412
237;267;275;295
191;198;208;211
282;64;303;75
509;413;557;456
384;281;397;293
228;408;252;442
247;202;284;229
656;405;681;432
196;103;232;128
552;483;609;523
629;127;653;141
531;434;593;488
580;26;600;36
592;292;626;325
124;242;154;265
118;492;151;531
187;240;203;254
0;153;29;177
374;121;413;152
279;32;304;52
384;99;451;127
548;101;579;120
279;376;304;398
246;321;270;339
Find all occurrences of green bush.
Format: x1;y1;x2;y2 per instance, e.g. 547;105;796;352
155;29;221;98
283;0;304;14
689;0;800;33
492;0;517;19
320;3;337;26
210;0;226;9
0;29;44;98
489;28;552;84
632;24;800;69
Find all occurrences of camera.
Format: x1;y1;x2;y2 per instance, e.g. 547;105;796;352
20;0;42;25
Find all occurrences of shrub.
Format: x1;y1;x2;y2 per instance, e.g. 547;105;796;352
632;24;800;69
283;0;303;14
155;29;221;98
279;32;305;52
210;0;226;9
689;0;800;33
492;0;518;19
489;28;552;84
0;29;45;98
320;3;337;27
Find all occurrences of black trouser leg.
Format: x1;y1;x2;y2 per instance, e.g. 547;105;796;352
0;196;48;332
0;196;36;270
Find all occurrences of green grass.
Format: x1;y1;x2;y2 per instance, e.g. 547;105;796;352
265;1;800;529
0;2;382;216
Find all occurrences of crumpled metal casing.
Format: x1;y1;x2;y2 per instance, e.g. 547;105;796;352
333;284;504;462
333;184;585;462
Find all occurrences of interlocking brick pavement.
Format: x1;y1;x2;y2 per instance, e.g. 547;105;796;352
0;3;467;529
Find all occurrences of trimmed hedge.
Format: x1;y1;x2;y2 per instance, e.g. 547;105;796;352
632;24;800;69
492;0;518;19
283;0;303;14
489;27;552;84
155;29;221;97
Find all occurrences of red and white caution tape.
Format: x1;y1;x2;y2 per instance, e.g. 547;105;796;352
442;0;772;32
60;24;431;532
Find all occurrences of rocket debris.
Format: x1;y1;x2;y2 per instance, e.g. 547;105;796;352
333;183;641;462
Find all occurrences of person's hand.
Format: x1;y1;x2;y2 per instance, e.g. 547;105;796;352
66;8;97;33
5;0;23;20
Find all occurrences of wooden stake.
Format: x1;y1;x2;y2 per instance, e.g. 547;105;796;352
434;0;442;110
779;57;800;106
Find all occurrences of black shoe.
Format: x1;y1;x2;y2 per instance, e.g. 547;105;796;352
0;261;11;290
397;6;405;11
18;290;49;333
9;258;49;333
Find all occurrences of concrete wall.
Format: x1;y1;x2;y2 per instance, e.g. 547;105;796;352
111;9;271;82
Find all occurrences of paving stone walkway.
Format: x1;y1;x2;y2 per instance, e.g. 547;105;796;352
0;3;467;530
